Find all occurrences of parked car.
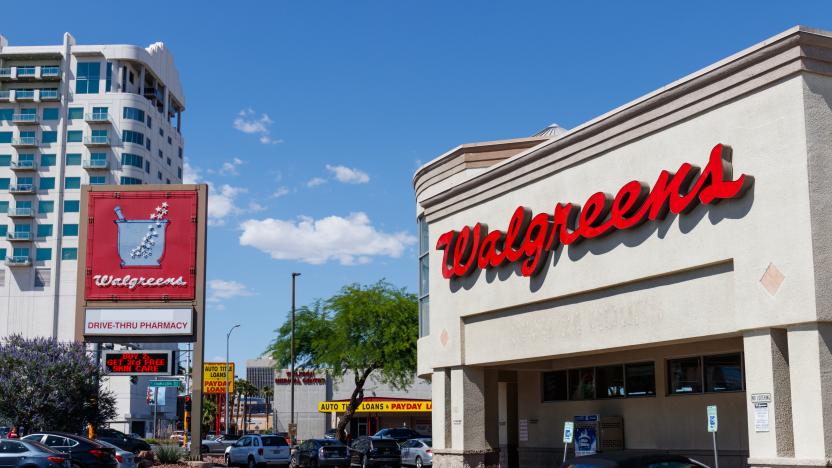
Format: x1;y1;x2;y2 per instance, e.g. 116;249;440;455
290;439;349;468
399;439;431;468
94;440;136;468
199;435;239;454
0;427;10;439
372;429;424;445
94;429;150;454
348;437;400;468
560;451;709;468
0;439;71;468
322;430;337;440
224;434;291;468
21;433;118;468
169;431;187;446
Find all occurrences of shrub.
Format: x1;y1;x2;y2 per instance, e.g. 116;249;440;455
154;444;183;464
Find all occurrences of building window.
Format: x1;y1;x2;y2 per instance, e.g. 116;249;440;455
166;157;171;166
105;62;112;92
34;268;51;288
145;160;150;173
75;62;100;94
542;370;568;402
569;368;595;400
0;201;7;213
625;362;656;396
66;130;82;143
704;354;743;392
65;177;81;189
120;176;142;185
0;155;10;167
158;150;163;159
668;357;703;395
37;224;53;238
42;131;58;144
177;167;182;179
159;128;164;137
0;225;7;237
167;136;172;145
61;248;78;260
42;108;59;121
64;200;80;213
147;115;152;128
417;216;429;338
0;178;9;190
66;153;81;166
35;248;52;262
68;107;83;120
38;201;54;213
596;365;625;398
41;154;56;167
122;130;144;146
122;153;144;168
157;171;162;180
145;138;151;151
178;147;183;159
0;109;11;121
123;107;145;122
62;224;79;236
0;132;12;144
90;176;106;185
39;177;55;190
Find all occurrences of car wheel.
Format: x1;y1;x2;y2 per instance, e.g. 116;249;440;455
225;455;232;467
415;456;423;468
248;457;256;468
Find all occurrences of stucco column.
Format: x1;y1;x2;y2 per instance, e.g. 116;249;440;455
432;370;450;450
786;322;832;462
744;328;794;465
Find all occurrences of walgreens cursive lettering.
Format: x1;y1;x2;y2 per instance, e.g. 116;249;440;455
436;144;754;279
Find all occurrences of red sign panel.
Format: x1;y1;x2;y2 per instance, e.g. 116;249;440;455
84;190;198;301
436;143;754;279
103;350;174;375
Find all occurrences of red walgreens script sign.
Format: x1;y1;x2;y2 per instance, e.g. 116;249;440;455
85;190;198;300
437;143;754;279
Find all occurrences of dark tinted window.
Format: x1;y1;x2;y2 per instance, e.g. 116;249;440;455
568;368;595;400
596;365;625;398
625;362;656;396
423;440;432;447
0;441;28;453
668;357;702;394
542;370;567;401
390;429;411;437
261;437;288;447
44;435;70;447
371;439;399;449
704;354;743;392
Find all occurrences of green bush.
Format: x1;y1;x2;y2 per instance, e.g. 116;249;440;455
154;444;183;464
145;438;179;446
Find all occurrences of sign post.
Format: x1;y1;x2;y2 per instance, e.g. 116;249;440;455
562;421;574;463
707;405;719;468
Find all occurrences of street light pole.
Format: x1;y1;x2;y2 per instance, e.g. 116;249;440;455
226;324;240;435
291;272;301;443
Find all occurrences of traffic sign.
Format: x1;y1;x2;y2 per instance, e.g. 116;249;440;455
149;380;180;387
707;405;718;432
563;421;574;443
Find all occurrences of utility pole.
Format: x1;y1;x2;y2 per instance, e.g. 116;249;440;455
290;272;301;444
226;324;240;435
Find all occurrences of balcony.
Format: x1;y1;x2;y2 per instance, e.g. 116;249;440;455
0;91;9;101
11;113;38;124
84;112;110;123
15;68;36;79
10;159;36;171
14;90;35;100
7;231;33;242
5;256;31;267
83;158;109;170
11;137;38;147
0;68;11;79
9;184;34;194
144;87;164;102
8;207;34;218
39;89;59;101
41;66;61;79
84;136;110;146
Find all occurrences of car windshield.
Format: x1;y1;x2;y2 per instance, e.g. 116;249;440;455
260;437;288;447
372;439;399;448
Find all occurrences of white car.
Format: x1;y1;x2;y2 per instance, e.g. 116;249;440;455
225;435;290;468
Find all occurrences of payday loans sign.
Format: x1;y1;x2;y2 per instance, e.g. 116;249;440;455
204;362;235;394
437;144;754;279
318;400;432;413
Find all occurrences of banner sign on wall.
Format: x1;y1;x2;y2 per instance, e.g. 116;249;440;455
317;400;432;413
84;308;193;336
83;190;199;301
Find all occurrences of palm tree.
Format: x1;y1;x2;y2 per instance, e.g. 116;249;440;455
261;386;274;432
201;397;217;435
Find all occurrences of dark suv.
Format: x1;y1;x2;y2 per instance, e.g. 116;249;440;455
372;428;424;444
349;437;400;468
21;433;118;468
95;429;150;454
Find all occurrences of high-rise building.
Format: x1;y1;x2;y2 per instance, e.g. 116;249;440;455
246;357;277;392
0;32;186;436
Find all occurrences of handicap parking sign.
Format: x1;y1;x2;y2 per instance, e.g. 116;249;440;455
707;405;718;432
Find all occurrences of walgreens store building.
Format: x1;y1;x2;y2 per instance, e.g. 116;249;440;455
413;27;832;468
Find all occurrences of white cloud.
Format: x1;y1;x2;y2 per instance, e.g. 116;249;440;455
248;201;267;212
234;109;283;144
220;157;244;176
306;177;327;188
208;279;255;303
326;164;370;184
208;184;246;226
239;212;416;265
273;186;290;198
183;162;202;184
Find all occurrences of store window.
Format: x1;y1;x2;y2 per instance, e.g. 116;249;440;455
625;362;656;396
704;354;744;392
543;362;656;402
417;216;429;338
542;370;568;401
668;357;702;394
569;368;595;400
596;365;625;398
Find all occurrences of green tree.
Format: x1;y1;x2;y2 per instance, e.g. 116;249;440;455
266;281;417;442
261;386;273;432
201;397;217;435
0;335;117;433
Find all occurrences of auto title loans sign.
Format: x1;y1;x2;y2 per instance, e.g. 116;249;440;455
436;144;754;279
318;400;432;413
203;362;235;394
84;190;199;301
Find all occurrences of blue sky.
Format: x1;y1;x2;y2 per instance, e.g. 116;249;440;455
4;1;831;376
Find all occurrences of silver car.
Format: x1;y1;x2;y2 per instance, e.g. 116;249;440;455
400;438;431;468
94;441;136;468
0;439;71;468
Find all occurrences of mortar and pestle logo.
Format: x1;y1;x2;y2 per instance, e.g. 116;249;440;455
114;203;169;267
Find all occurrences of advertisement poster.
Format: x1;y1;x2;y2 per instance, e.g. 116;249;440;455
574;415;599;456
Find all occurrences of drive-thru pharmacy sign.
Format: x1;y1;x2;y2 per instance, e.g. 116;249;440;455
436;143;754;279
